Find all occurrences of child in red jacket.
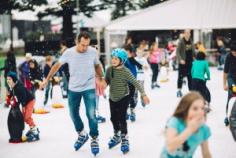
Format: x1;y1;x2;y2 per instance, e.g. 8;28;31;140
7;71;40;142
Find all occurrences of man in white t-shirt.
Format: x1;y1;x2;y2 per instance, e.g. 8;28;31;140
41;32;104;155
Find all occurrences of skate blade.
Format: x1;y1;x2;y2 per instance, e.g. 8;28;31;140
122;150;129;154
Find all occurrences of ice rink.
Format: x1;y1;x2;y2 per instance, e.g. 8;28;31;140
0;67;236;158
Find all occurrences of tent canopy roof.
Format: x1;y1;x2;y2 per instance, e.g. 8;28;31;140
106;0;236;31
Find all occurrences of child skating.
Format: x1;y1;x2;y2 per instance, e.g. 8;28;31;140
6;71;40;142
191;52;211;110
104;48;150;154
160;92;211;158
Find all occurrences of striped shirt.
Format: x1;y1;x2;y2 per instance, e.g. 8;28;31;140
59;46;100;92
105;66;146;102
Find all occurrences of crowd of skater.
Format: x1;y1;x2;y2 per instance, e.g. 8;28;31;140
1;30;236;157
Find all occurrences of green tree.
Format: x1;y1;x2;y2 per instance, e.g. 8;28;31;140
138;0;167;9
0;0;48;51
38;0;107;40
100;0;137;20
101;0;168;20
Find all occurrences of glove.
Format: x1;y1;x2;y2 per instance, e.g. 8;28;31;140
6;95;11;106
9;96;18;107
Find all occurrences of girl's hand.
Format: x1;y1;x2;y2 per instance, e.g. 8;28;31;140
187;116;204;133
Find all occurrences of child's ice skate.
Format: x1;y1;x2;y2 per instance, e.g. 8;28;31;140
108;132;121;149
26;127;40;142
121;134;129;154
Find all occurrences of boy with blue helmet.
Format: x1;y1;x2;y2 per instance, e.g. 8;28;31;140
111;48;128;64
104;48;150;154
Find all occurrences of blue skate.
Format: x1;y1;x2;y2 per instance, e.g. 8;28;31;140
121;134;129;154
108;133;121;149
177;90;183;98
74;132;89;151
91;137;99;156
26;127;40;142
96;115;106;123
224;117;229;126
126;113;130;120
130;112;136;122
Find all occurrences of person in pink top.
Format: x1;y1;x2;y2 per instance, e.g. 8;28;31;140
149;42;162;89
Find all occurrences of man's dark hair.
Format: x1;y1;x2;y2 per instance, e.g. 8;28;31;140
77;31;91;42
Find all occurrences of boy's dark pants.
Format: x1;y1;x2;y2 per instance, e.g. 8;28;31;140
109;95;130;134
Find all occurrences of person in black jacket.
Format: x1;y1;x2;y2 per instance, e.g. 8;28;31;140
6;71;40;142
223;41;236;126
28;59;43;95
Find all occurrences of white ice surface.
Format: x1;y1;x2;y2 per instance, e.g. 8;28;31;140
0;67;236;158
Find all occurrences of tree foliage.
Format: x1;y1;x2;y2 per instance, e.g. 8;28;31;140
0;0;48;14
38;0;107;39
100;0;137;20
138;0;167;9
101;0;168;20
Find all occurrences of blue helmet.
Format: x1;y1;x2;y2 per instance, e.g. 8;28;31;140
111;48;128;63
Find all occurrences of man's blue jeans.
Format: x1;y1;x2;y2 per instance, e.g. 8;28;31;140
68;89;98;137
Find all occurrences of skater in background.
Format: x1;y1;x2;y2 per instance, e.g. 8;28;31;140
124;44;143;122
159;49;170;83
43;55;55;106
161;92;211;158
6;71;40;142
176;29;195;97
19;53;32;91
135;48;149;107
104;48;150;154
216;37;227;71
40;32;104;156
148;42;162;89
195;41;206;54
223;41;236;126
124;36;136;53
59;40;70;98
191;52;211;109
0;51;17;90
28;59;43;96
0;51;17;107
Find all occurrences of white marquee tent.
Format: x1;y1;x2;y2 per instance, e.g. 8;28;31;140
106;0;236;31
105;0;236;61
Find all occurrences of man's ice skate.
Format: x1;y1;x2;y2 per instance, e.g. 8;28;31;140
74;131;89;151
26;127;40;142
108;132;121;149
91;137;99;156
96;115;106;123
121;134;129;154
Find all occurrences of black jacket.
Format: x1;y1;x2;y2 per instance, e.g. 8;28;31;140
29;60;43;82
9;82;34;107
